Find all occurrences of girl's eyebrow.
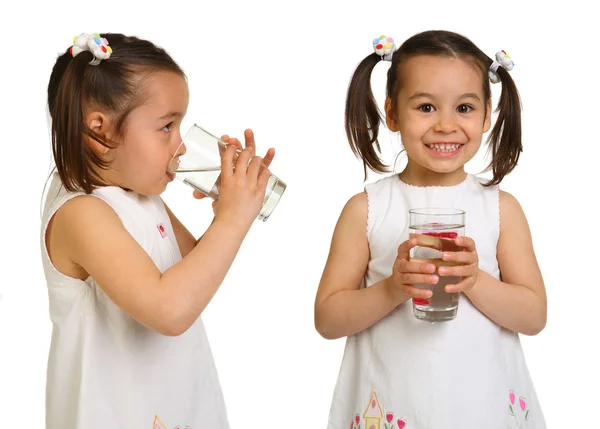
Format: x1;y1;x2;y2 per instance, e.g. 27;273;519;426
158;111;183;120
408;92;434;100
409;92;481;101
460;93;481;101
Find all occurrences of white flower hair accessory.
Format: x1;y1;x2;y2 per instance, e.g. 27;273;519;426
488;50;514;84
70;33;113;65
373;35;395;61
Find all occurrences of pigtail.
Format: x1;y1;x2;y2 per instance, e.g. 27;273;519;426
484;65;523;186
49;50;111;193
345;53;388;180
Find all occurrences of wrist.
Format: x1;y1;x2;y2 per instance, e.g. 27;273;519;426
382;276;409;306
464;268;485;298
210;217;250;241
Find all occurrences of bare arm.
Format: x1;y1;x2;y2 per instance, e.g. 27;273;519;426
162;200;197;258
314;192;434;339
50;145;271;337
464;190;547;335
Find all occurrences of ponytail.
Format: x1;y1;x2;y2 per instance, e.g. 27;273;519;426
345;53;389;180
484;65;522;186
49;51;111;193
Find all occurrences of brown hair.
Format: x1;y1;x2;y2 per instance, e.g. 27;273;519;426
47;33;186;193
345;30;522;186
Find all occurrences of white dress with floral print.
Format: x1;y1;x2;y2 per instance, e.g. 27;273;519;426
326;174;545;429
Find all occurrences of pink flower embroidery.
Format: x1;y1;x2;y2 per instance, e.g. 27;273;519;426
519;396;527;411
386;413;394;423
397;419;406;429
355;414;360;424
508;390;530;422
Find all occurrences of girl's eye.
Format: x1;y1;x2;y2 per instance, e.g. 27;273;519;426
162;123;172;132
457;104;473;113
419;104;435;113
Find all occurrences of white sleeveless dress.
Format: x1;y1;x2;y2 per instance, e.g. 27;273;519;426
40;173;229;429
326;174;545;429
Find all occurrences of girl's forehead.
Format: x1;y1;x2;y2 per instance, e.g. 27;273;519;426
142;71;189;109
399;55;484;94
125;71;189;122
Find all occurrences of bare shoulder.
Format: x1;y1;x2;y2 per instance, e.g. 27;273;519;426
342;191;368;220
47;195;122;279
48;193;161;288
499;189;522;211
496;189;544;294
316;191;369;300
498;189;528;235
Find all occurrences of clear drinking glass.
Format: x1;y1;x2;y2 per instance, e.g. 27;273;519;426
408;208;466;322
168;124;286;222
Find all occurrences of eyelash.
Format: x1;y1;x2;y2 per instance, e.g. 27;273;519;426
418;104;474;113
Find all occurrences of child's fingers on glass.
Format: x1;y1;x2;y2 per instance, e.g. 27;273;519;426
442;250;477;264
220;144;238;177
401;285;433;299
455;236;477;251
262;148;275;168
401;260;436;274
233;147;255;174
246;155;263;179
438;263;475;277
397;272;438;285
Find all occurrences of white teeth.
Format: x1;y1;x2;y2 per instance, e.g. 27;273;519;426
427;143;461;152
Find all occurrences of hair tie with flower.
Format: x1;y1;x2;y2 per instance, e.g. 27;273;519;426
70;33;113;66
488;50;514;84
373;35;395;61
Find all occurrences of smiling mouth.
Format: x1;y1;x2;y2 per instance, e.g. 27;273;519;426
425;143;464;152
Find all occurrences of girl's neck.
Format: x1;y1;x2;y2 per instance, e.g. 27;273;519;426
399;163;467;187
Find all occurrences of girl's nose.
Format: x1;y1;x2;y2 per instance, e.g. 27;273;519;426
433;112;458;133
173;140;187;157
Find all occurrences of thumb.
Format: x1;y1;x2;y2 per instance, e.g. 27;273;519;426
398;236;418;261
193;190;207;199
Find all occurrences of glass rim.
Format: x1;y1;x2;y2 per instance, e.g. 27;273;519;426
409;207;465;216
168;124;228;173
185;123;225;144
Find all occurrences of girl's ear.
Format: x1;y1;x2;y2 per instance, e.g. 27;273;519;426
85;111;111;154
483;99;492;133
384;97;400;132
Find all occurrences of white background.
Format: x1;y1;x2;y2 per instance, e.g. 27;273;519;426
1;0;598;427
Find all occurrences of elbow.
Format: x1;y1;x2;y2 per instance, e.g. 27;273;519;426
314;314;342;340
159;323;192;337
149;306;197;337
521;313;547;336
316;327;340;341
